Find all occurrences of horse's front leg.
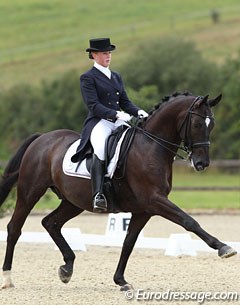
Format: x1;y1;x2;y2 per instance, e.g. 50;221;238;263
148;195;237;258
113;212;151;291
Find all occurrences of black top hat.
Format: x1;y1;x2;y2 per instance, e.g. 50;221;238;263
86;38;116;52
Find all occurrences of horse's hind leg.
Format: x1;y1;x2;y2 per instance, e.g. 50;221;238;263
1;185;47;289
41;199;83;284
1;201;31;289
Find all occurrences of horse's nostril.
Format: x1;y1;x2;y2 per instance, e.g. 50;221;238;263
197;163;204;171
195;161;209;171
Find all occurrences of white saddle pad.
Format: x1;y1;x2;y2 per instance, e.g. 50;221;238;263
62;129;129;179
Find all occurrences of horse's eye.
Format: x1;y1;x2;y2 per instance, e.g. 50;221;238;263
193;122;202;128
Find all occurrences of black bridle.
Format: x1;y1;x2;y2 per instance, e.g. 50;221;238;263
134;96;214;161
178;96;214;151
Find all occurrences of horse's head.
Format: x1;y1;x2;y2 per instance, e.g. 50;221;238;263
178;94;222;171
139;92;221;171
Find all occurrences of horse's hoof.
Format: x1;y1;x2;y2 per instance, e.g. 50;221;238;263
120;283;134;291
1;282;14;289
1;271;15;289
218;245;237;258
58;265;73;284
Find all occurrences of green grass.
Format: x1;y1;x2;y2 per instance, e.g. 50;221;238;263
1;0;240;89
172;169;239;187
30;169;240;212
0;169;238;215
169;167;240;210
169;191;239;210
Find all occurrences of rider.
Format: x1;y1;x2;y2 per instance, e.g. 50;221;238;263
71;38;148;212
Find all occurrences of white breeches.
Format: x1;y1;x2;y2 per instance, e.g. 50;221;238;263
90;119;129;161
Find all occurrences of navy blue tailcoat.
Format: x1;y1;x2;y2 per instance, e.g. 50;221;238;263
71;67;140;163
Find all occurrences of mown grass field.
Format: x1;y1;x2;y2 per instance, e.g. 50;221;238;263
32;169;239;212
169;169;239;210
0;166;238;215
1;0;240;90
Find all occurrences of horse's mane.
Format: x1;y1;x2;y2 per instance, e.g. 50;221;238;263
149;91;193;115
137;91;194;127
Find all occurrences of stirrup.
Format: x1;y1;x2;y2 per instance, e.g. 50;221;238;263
93;192;107;213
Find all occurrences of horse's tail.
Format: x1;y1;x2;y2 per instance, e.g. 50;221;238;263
0;133;42;207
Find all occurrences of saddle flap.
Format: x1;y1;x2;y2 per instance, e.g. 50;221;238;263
106;125;136;174
105;125;129;162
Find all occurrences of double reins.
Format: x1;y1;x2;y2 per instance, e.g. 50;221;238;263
131;96;213;161
133;126;188;160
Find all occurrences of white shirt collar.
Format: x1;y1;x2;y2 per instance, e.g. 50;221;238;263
94;62;111;79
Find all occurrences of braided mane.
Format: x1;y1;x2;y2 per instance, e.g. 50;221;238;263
137;91;193;127
148;91;193;116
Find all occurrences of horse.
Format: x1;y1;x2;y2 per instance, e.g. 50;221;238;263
0;92;237;291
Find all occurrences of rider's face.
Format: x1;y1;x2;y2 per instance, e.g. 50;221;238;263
92;51;112;67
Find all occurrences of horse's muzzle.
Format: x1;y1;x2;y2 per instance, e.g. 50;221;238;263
190;151;210;171
195;162;207;171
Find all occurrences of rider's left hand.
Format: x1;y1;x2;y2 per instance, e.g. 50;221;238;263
138;109;149;118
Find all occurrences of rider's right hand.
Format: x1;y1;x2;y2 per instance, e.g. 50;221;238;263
116;111;132;122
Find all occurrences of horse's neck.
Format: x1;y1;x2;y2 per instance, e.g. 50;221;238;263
143;106;181;144
137;102;186;168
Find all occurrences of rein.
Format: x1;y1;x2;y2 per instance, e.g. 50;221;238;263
134;125;189;160
131;96;213;161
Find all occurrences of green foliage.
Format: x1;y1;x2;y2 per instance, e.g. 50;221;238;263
126;85;160;110
0;70;87;151
0;84;43;140
0;37;239;159
0;1;239;214
120;37;239;159
211;54;240;159
0;167;16;218
0;190;16;218
120;37;218;96
40;70;87;131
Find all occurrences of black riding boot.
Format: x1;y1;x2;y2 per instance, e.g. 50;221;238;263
91;154;107;213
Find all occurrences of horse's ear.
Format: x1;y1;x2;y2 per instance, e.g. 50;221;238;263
195;95;209;107
208;94;222;107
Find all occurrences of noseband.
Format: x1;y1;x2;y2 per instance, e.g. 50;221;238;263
133;96;214;161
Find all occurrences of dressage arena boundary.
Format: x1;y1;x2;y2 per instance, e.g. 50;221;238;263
0;213;240;256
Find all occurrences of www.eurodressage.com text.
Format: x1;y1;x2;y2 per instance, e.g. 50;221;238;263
124;289;239;303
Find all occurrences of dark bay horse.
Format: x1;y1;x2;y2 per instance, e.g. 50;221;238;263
0;92;237;290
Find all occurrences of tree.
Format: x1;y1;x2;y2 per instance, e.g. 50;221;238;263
41;70;87;132
0;84;44;150
210;54;240;159
0;70;87;152
119;37;218;97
